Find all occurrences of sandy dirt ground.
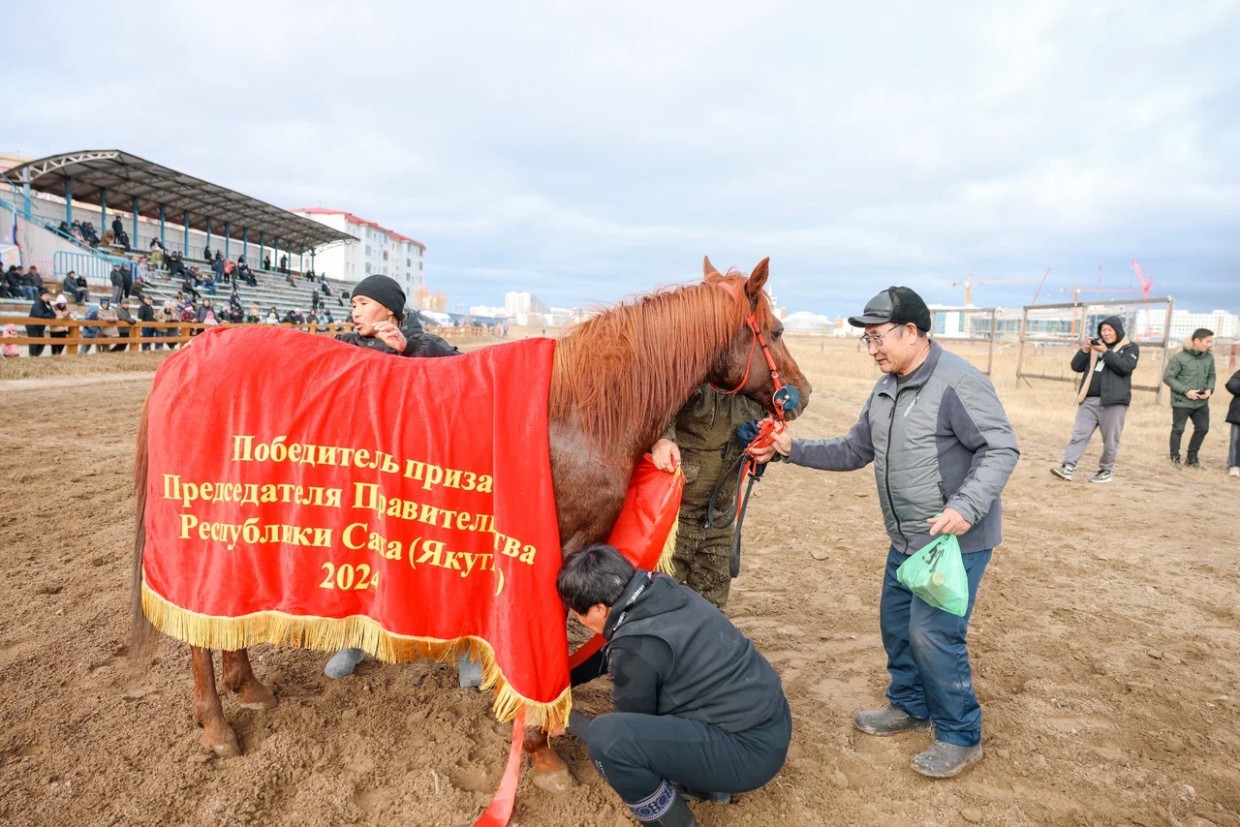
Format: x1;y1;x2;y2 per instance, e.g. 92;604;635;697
1;338;1237;827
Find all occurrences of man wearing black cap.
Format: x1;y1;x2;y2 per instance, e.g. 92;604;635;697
750;286;1019;779
326;274;485;686
26;288;56;356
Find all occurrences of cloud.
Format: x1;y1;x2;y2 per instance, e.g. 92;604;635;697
6;0;1239;315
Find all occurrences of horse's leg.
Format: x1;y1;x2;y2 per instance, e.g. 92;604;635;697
191;647;241;757
221;648;277;710
524;728;575;793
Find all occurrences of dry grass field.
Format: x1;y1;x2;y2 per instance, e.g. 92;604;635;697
1;333;1237;827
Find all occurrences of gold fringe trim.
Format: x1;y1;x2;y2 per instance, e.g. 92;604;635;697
655;515;678;574
142;583;571;730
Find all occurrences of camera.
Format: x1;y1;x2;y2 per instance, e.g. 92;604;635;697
1089;337;1102;346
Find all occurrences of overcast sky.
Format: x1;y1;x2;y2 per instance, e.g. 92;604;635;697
7;0;1239;316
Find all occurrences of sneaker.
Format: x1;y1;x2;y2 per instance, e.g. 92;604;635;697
1229;467;1239;478
1171;456;1183;469
324;647;365;679
911;740;984;778
1088;469;1113;484
1049;464;1074;481
854;704;933;736
1186;458;1202;469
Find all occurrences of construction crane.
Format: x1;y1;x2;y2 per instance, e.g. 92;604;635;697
951;276;1038;306
1059;282;1141;305
1130;260;1155;299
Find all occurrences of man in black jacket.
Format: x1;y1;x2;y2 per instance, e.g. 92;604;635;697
26;288;56;356
1050;315;1139;484
554;544;791;827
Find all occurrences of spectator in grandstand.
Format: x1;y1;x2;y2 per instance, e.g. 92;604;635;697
285;271;297;288
117;228;131;251
121;263;133;300
180;273;200;302
203;245;213;263
325;274;466;684
222;258;235;285
70;220;85;242
213;251;225;280
58;220;71;236
263;254;271;271
81;222;100;245
62;271;87;304
26;288;56;356
227;304;244;324
26;266;45;295
111;216;123;240
238;260;257;287
167;250;187;279
228;289;242;311
195;267;218;296
322;307;335;326
116;299;135;337
305;268;316;283
5;265;29;299
1049;317;1139;484
197;298;220;327
265;307;280;324
109;265;125;304
138;294;159;351
311;289;320;312
1164;328;1216;469
322;280;333;296
2;324;20;358
80;302;101;352
96;297;124;351
247;304;261;324
101;230;115;247
279;254;288;275
281;308;305;325
48;294;73;355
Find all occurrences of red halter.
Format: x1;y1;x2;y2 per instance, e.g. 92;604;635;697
710;279;789;423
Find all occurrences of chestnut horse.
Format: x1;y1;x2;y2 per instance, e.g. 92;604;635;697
130;256;811;791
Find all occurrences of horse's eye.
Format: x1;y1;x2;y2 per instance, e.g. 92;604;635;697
771;327;784;340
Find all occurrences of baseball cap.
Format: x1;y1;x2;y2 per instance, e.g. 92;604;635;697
848;286;932;332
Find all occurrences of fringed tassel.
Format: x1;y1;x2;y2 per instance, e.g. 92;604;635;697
655;516;678;574
142;584;571;729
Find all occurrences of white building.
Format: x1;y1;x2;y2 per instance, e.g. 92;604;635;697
292;208;425;297
1134;308;1240;340
504;291;551;326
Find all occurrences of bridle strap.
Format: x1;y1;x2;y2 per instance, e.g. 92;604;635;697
710;279;788;422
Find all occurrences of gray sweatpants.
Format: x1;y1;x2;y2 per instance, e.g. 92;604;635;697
1229;423;1240;469
1062;397;1128;471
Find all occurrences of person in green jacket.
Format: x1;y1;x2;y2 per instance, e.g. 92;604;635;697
1163;328;1216;469
650;386;764;609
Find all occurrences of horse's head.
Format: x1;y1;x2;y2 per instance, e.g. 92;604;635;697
703;256;813;420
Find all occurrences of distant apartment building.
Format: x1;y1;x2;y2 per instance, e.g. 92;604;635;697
1134;308;1239;340
504;291;551;326
292;208;425;297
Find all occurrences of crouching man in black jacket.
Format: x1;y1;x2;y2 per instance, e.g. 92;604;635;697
554;544;791;827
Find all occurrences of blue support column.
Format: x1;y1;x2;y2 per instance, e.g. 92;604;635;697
258;231;265;269
64;178;73;226
224;222;231;259
311;249;316;273
205;217;212;254
274;238;280;273
183;211;190;256
100;188;107;236
159;205;166;246
131;196;139;248
242;228;249;263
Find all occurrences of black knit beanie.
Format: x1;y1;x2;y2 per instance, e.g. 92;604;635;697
351;274;405;320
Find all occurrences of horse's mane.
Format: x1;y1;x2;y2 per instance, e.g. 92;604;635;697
550;273;753;451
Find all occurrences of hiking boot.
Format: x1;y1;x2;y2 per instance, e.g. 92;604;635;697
675;783;732;804
1229;467;1239;478
1171;455;1183;469
324;647;365;679
633;789;698;826
457;652;484;688
1088;469;1113;484
1049;464;1074;481
911;740;984;778
854;704;932;736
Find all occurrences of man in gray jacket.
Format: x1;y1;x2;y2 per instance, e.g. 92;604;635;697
751;286;1019;778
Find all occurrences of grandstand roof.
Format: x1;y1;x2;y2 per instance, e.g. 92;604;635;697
1;150;356;254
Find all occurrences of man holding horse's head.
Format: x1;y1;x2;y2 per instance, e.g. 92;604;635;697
750;285;1019;780
554;544;791;827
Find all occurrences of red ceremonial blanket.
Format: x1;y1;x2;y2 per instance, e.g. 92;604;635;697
141;327;571;725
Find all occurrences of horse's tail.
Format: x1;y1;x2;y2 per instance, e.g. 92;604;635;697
129;394;158;663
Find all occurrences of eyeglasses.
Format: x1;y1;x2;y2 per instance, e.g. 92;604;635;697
859;324;902;348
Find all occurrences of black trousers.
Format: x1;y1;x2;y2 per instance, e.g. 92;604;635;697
584;700;791;807
1170;406;1209;459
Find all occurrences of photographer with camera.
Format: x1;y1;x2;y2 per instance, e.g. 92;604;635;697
1051;316;1140;484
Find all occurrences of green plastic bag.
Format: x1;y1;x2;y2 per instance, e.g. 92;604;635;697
896;533;969;617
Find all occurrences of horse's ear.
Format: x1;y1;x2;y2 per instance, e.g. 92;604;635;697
703;256;718;278
745;258;770;299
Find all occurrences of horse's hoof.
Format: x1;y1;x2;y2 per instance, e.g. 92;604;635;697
530;766;576;794
236;685;278;710
201;729;241;758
